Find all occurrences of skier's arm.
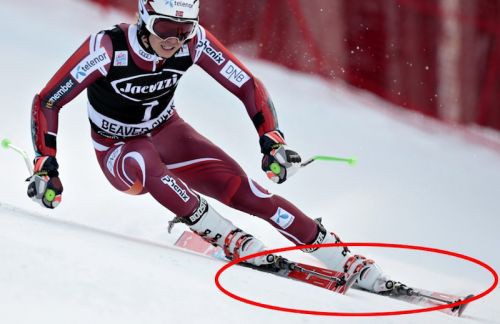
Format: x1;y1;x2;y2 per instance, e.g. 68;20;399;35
189;26;278;137
28;33;112;208
32;33;113;157
189;27;302;183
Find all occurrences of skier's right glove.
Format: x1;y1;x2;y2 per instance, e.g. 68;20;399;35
27;156;63;209
259;130;302;184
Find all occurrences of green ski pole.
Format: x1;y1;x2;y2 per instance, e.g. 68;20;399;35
300;155;357;168
269;155;357;176
2;138;57;204
2;138;33;175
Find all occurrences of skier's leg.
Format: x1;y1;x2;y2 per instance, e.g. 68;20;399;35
222;174;391;291
91;134;198;216
150;115;319;244
91;129;271;265
151;116;390;291
168;196;273;265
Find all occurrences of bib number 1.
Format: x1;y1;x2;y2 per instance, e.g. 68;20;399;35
142;100;159;122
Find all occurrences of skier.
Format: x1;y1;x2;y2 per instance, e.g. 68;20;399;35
28;0;390;292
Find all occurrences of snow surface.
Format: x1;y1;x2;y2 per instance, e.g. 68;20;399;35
1;0;499;323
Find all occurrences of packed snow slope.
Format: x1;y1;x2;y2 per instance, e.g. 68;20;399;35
1;0;499;323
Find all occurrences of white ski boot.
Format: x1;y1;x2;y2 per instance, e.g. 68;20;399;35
303;219;392;293
169;197;273;266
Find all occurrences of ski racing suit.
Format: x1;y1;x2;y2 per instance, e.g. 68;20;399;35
31;23;320;246
31;23;391;291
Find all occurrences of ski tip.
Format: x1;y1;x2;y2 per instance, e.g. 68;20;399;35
455;294;475;317
1;138;11;149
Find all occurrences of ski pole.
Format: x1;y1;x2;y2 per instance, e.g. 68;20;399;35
269;155;357;176
300;155;357;168
269;155;357;174
1;138;33;175
2;138;58;203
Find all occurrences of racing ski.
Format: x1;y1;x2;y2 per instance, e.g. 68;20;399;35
175;230;474;316
373;281;474;317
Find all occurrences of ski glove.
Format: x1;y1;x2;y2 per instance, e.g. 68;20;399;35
27;156;63;209
259;130;302;184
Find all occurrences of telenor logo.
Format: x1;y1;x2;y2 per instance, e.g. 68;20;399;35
166;0;194;9
71;48;110;83
75;66;86;79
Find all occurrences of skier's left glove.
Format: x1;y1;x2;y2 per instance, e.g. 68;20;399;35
27;156;63;209
260;130;302;184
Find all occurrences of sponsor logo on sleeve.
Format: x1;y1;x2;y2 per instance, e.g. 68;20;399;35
196;40;225;65
70;47;111;83
220;60;250;88
113;51;129;67
270;207;295;229
46;77;75;108
161;175;191;202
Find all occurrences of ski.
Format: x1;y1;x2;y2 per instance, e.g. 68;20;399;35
371;281;474;317
175;231;474;316
174;230;358;295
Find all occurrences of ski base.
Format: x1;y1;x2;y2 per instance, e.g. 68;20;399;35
174;230;357;295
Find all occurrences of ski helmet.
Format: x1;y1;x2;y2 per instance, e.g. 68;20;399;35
138;0;199;41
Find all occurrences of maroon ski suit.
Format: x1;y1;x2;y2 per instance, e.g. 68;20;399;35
31;23;319;245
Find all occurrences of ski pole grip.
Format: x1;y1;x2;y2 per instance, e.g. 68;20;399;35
270;162;282;175
44;189;56;202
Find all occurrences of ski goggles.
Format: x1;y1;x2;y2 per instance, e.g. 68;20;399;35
146;16;198;42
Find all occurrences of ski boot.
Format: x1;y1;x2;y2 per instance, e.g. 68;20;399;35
303;219;392;293
169;197;274;266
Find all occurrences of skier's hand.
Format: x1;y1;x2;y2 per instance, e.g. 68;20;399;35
259;130;301;184
27;156;63;209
